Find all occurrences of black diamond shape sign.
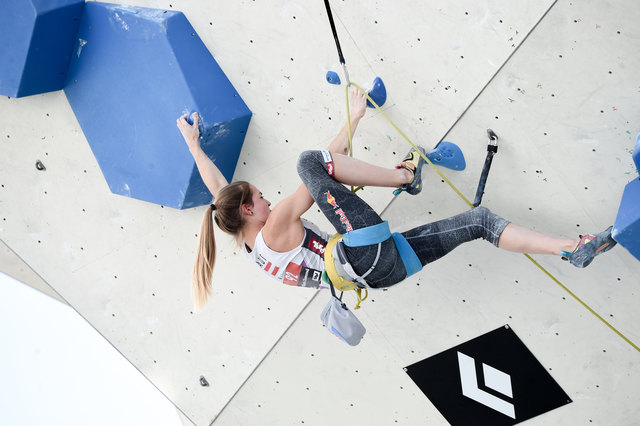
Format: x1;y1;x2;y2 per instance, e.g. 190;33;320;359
404;325;571;425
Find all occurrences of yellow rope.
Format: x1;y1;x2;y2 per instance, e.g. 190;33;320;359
344;81;639;353
350;82;475;208
344;84;364;194
525;254;640;352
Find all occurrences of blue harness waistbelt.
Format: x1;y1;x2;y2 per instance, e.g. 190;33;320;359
341;221;422;277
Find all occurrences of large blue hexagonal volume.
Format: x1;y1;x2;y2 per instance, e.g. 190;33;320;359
64;2;252;209
0;0;84;97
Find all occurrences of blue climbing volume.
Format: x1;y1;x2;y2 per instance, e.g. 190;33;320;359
0;0;85;97
64;2;252;209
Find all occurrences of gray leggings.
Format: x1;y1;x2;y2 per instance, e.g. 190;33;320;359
296;150;510;288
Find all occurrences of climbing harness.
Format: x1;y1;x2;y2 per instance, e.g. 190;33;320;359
323;221;423;310
323;233;368;309
323;221;423;309
321;0;639;352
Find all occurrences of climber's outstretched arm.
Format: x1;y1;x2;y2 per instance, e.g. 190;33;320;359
177;113;228;199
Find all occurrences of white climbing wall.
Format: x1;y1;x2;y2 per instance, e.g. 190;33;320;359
1;0;639;425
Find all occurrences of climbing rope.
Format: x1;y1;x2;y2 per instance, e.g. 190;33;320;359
324;0;638;353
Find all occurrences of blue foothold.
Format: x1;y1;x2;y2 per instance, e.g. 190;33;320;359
426;141;466;171
326;71;341;85
367;76;387;108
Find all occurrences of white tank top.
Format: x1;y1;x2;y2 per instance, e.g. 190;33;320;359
244;219;331;289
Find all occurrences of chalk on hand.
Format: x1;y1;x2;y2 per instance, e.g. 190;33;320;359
186;110;205;136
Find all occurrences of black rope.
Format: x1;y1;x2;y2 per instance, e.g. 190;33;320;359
323;0;346;65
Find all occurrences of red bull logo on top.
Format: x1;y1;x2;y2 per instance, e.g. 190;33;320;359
326;191;338;208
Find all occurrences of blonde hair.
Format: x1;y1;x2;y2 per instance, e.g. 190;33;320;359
192;181;253;309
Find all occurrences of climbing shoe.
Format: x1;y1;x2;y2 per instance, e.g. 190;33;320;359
561;226;617;268
396;146;427;196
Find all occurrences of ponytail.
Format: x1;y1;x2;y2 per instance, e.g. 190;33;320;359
192;204;216;310
191;181;253;309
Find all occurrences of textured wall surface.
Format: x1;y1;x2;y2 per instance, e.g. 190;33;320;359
1;1;639;425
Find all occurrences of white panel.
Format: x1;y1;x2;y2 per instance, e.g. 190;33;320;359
0;239;65;303
3;0;639;425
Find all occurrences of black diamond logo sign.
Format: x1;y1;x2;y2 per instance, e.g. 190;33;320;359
404;325;571;425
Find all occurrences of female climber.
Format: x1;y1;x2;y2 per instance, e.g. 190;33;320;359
177;89;616;309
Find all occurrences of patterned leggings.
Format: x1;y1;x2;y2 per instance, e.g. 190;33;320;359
297;150;510;288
